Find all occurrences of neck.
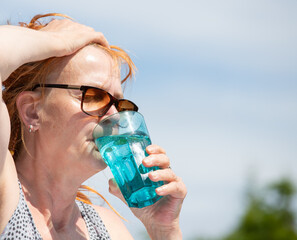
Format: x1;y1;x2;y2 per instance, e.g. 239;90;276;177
15;149;87;231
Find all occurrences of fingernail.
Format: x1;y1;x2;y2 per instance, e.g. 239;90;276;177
150;172;157;180
156;185;166;194
146;145;153;152
143;158;150;165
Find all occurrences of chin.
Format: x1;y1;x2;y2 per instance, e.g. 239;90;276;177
91;152;108;171
96;160;108;171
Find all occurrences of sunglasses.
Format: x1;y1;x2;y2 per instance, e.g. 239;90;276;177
32;84;138;117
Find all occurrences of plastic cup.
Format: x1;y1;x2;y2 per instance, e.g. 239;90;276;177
93;111;163;208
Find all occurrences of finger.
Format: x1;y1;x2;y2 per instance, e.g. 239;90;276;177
82;31;109;48
143;153;170;169
42;19;110;49
108;178;127;204
155;178;187;199
94;32;109;48
40;19;75;31
65;29;109;50
146;144;166;155
149;168;177;183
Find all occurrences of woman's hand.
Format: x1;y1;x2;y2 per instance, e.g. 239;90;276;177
0;19;108;80
109;144;187;240
40;18;109;57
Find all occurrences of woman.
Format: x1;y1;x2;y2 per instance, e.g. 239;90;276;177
0;14;187;239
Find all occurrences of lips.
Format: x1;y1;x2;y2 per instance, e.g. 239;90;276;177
93;142;99;151
88;140;99;151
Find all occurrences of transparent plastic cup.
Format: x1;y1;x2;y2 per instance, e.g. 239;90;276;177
93;111;163;208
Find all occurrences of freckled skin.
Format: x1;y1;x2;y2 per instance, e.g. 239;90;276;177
32;46;123;180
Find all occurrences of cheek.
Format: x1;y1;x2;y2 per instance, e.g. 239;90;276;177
38;96;98;153
39;96;80;135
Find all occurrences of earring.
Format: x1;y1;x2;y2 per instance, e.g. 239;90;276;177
29;124;34;133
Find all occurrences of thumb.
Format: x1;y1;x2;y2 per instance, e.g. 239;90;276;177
108;178;127;204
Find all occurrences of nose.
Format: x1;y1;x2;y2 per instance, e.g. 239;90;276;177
97;105;120;128
104;105;118;117
97;105;119;123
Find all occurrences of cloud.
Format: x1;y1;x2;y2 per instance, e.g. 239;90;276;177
3;0;297;47
2;0;296;74
1;1;297;238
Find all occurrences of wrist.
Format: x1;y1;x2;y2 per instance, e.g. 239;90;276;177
146;224;182;240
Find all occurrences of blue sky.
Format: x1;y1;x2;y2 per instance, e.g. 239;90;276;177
2;1;297;239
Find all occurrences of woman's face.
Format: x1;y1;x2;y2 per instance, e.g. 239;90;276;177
36;46;123;178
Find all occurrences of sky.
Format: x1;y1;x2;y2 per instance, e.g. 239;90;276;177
1;1;297;239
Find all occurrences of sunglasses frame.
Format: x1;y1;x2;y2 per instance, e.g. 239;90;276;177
32;83;138;117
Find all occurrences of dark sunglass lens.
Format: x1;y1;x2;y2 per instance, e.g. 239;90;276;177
83;88;111;115
117;100;138;112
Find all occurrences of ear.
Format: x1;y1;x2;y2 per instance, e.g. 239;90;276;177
16;91;41;131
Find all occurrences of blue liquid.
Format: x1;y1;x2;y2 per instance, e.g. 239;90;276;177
95;133;163;208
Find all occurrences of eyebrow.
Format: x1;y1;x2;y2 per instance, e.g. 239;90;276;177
116;93;124;99
32;84;124;99
80;81;104;89
31;84;81;91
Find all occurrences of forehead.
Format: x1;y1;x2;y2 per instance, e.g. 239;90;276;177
48;45;120;89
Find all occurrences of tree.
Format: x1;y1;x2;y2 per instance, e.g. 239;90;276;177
224;178;297;240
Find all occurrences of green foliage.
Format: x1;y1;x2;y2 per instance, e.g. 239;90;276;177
190;238;217;240
224;178;297;240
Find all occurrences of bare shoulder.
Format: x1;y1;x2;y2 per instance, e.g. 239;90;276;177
92;204;134;240
0;151;19;234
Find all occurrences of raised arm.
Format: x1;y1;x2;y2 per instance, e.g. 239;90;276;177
0;19;109;233
0;21;108;81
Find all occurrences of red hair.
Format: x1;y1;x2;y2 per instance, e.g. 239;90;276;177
3;13;135;220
